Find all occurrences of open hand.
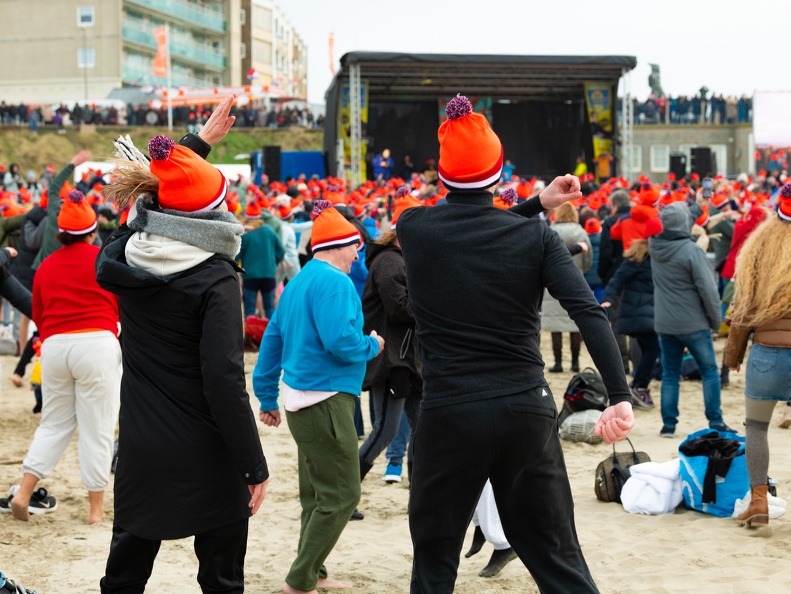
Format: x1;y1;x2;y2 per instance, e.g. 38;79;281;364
199;94;237;144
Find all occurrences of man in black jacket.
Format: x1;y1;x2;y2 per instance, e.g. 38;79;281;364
398;95;634;594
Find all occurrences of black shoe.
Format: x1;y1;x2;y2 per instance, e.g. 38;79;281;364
464;526;486;558
548;363;563;373
571;362;580;373
479;547;518;578
659;426;675;438
350;509;364;521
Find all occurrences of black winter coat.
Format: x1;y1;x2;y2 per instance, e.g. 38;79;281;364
96;226;267;540
598;211;630;285
361;242;421;391
601;256;655;335
11;206;47;291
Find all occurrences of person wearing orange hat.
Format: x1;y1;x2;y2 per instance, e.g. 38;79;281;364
583;216;605;303
96;94;269;593
725;182;791;530
253;199;384;594
609;183;661;251
396;94;633;593
6;189;120;526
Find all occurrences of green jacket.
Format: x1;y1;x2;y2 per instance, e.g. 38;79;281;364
237;225;284;279
32;163;74;270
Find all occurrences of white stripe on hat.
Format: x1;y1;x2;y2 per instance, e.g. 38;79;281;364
58;221;98;235
192;180;228;213
438;168;502;190
311;233;360;252
778;206;791;222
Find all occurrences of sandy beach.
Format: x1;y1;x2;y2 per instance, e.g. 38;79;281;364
1;333;789;593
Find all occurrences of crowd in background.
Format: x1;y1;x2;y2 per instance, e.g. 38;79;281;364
621;92;753;125
0;101;324;131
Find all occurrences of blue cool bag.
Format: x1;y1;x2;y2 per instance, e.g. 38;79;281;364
678;428;749;518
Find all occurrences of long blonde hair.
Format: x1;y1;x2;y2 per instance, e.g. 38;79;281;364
731;214;791;327
624;239;649;264
554;202;579;224
102;160;159;210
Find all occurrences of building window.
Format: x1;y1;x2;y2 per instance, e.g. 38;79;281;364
650;144;670;172
240;42;246;59
77;5;95;28
710;144;728;176
623;145;642;175
240;8;246;25
78;47;95;68
254;40;272;63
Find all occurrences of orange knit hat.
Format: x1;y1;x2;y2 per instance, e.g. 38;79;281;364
584;218;602;234
39;188;48;209
493;187;518;210
391;187;422;227
437;95;503;190
778;182;791;222
57;190;97;234
695;203;710;227
310;200;360;253
244;201;262;219
148;135;227;212
638;183;660;206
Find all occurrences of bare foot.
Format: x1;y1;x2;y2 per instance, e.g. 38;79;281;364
283;584;317;594
88;491;104;525
316;577;352;589
89;510;105;525
11;374;24;387
10;496;30;521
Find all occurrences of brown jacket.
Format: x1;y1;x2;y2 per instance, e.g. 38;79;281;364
724;315;791;368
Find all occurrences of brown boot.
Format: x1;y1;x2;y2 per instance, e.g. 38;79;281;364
736;485;769;528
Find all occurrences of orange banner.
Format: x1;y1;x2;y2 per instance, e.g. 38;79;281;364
152;26;167;78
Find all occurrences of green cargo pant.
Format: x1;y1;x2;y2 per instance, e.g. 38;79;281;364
285;393;361;591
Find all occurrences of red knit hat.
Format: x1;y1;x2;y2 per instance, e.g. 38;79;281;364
778;182;791;222
638;183;660;207
437;95;503;190
244;201;262;219
695;203;710;227
642;216;663;238
584;218;602;234
708;192;728;209
148;135;227;212
39;188;48;209
391;186;421;228
57;190;97;234
310;200;361;253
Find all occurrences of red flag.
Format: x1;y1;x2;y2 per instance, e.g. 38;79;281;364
152;26;167;78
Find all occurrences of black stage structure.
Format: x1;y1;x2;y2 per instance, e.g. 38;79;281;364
324;52;637;183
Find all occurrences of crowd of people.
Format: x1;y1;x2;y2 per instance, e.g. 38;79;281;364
0;100;324;131
0;91;789;593
622;93;754;125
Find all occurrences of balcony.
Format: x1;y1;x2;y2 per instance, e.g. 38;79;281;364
122;64;212;89
125;0;226;33
123;18;226;70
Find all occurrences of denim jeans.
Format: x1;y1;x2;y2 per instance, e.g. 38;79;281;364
658;329;723;430
241;278;276;319
385;411;412;466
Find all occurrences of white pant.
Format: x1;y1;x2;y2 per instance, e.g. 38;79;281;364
22;331;121;491
472;480;511;550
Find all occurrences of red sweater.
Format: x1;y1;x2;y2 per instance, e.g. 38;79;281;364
33;242;119;342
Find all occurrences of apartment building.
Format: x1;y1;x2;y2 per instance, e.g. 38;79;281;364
0;0;306;104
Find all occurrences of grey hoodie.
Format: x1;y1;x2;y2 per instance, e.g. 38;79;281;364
649;202;721;335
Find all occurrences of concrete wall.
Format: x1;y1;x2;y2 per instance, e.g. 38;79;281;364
632;123;753;182
0;0;123;103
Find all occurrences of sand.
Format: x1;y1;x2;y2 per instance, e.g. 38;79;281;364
1;333;790;593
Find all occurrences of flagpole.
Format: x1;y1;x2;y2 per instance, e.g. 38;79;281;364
166;23;173;131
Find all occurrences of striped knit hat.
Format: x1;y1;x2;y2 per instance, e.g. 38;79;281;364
58;190;97;234
437;95;503;190
391;186;422;228
148;135;227;212
310;200;360;253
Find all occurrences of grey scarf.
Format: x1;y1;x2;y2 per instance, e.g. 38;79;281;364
128;197;243;259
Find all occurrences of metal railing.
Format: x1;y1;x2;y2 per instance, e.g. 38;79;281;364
122;18;226;69
125;0;226;32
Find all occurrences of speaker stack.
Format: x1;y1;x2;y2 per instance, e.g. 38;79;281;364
690;147;716;178
263;145;282;182
669;152;687;180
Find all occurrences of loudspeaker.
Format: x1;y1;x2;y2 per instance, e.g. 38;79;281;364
263;145;282;181
669;152;687;180
690;147;716;178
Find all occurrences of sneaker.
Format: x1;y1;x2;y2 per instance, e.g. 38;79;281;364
631;386;655;410
0;486;57;515
350;509;364;521
659;426;675;438
383;463;403;484
710;423;737;434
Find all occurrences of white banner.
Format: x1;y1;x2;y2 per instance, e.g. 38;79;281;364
753;91;791;146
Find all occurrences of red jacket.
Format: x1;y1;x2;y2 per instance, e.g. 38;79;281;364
721;205;768;280
32;242;119;342
609;204;659;251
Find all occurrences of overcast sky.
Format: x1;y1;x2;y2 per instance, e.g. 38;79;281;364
282;0;788;105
